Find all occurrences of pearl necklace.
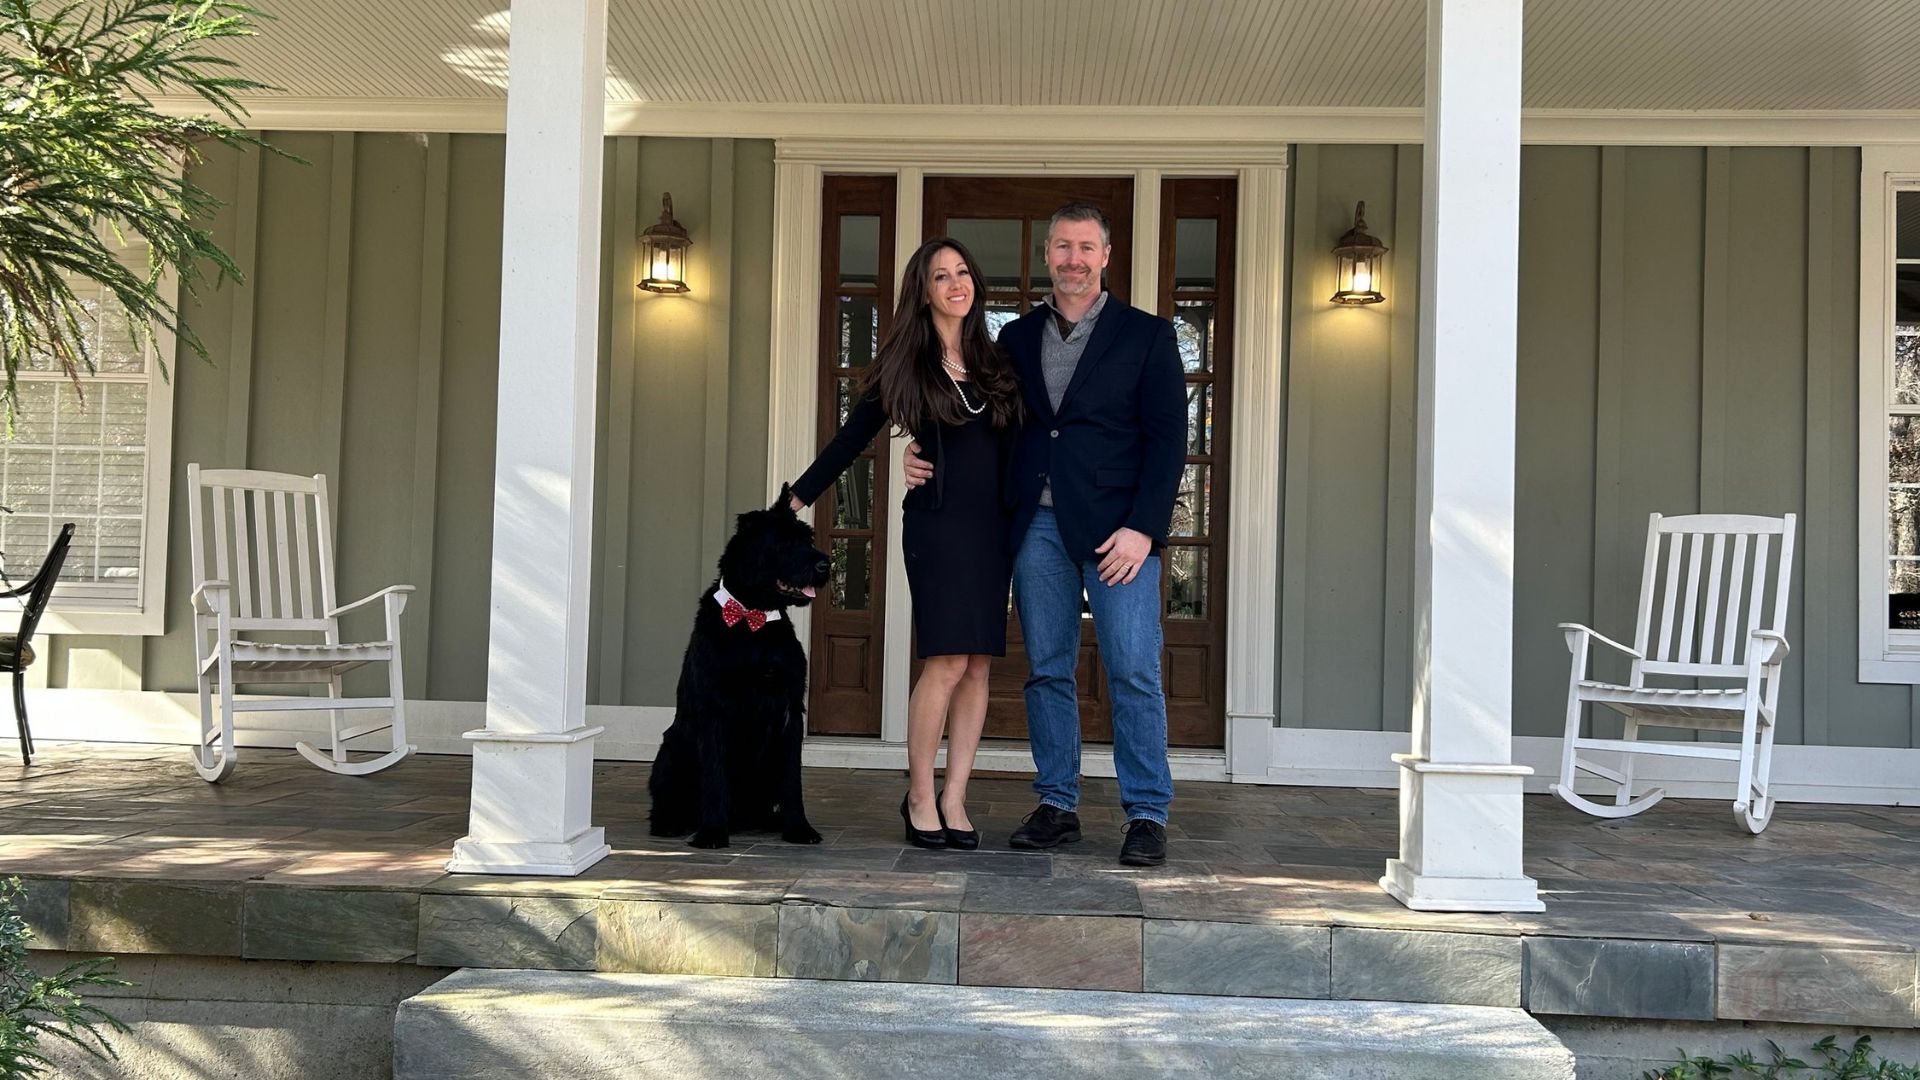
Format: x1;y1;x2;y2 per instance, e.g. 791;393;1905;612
940;349;986;416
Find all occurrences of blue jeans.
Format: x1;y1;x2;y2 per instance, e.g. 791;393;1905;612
1012;507;1174;825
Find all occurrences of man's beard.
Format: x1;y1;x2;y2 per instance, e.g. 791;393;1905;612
1053;270;1097;297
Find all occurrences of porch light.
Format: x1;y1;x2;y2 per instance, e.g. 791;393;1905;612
1330;201;1387;306
638;192;692;294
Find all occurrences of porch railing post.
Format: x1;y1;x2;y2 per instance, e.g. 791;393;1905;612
1382;0;1543;912
447;0;611;876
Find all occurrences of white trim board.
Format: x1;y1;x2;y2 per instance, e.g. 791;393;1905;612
1268;727;1920;806
13;689;1227;780
20;691;673;762
150;97;1920;147
802;738;1228;783
18;690;1920;802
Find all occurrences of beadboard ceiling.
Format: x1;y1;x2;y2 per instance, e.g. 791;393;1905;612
227;0;1919;111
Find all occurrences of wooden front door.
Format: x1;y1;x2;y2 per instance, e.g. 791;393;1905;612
807;174;896;736
1156;178;1235;749
920;176;1233;750
812;174;1234;749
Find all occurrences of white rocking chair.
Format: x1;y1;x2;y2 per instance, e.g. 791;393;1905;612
186;465;415;782
1552;512;1796;834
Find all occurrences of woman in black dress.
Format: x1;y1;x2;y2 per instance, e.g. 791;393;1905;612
789;238;1021;851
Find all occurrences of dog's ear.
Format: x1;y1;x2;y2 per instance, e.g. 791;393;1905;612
772;483;797;515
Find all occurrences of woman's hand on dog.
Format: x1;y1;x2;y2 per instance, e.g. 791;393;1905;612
787;493;805;513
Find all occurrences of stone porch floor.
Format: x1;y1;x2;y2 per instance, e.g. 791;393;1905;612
5;742;1920;1028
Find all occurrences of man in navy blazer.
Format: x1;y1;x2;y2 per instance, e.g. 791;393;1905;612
906;202;1184;866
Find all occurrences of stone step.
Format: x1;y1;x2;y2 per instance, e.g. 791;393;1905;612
395;968;1577;1080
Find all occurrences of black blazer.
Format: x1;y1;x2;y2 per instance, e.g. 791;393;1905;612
1003;296;1186;562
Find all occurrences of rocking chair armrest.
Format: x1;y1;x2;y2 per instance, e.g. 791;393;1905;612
327;584;416;618
1557;622;1643;659
1749;629;1791;663
192;581;231;615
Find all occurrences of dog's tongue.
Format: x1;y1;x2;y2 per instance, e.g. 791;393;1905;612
802;585;817;598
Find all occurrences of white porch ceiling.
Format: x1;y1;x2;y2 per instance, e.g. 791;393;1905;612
231;0;1919;112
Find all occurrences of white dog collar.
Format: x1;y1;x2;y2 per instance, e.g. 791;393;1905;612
713;583;783;627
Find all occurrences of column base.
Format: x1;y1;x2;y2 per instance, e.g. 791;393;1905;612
1382;753;1543;913
448;829;610;876
1380;858;1542;913
1227;711;1276;783
447;724;608;877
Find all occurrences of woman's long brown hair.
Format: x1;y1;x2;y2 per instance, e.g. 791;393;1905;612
864;238;1022;431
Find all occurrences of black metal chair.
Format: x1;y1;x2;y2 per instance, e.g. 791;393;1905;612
6;523;74;765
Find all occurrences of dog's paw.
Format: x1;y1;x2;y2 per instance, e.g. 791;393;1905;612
688;828;731;849
781;824;824;845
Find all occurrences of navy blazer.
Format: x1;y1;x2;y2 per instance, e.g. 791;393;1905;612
1003;295;1186;563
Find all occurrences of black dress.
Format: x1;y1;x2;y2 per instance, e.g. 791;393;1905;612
790;382;1015;658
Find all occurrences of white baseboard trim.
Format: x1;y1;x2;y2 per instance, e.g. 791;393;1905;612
17;690;674;762
802;737;1229;782
25;690;1916;804
14;689;1230;781
1268;728;1920;806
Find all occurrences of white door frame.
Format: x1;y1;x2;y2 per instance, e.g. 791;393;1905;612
765;137;1288;782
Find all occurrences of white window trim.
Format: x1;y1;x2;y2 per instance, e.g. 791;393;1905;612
0;267;178;637
1858;146;1920;682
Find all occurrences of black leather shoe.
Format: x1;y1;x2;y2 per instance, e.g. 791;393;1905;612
1119;819;1168;867
936;789;979;851
901;794;947;849
1008;804;1082;850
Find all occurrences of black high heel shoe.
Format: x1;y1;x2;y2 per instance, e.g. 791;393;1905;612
901;793;947;849
936;790;979;851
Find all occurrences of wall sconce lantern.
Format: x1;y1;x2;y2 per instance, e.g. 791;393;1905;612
638;192;692;294
1330;201;1388;305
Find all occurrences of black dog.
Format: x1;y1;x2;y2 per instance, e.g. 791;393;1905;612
648;487;831;849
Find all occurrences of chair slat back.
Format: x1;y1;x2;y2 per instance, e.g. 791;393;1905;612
1631;512;1796;681
186;465;336;630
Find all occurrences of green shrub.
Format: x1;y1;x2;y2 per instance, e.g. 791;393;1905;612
1642;1035;1920;1080
0;0;276;425
0;876;131;1079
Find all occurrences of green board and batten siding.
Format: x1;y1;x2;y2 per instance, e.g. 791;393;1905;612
43;133;776;707
40;136;1919;751
1283;143;1909;747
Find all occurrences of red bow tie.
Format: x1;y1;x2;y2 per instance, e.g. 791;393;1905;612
720;597;769;631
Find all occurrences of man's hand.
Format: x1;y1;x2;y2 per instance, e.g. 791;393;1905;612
1095;527;1152;586
903;440;933;488
787;493;805;513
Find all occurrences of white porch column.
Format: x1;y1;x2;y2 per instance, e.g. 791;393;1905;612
1380;0;1542;912
448;0;611;876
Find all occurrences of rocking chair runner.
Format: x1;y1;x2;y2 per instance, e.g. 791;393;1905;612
186;465;415;782
1552;512;1796;834
6;522;75;765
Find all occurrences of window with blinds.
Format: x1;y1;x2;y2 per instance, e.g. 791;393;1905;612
1889;190;1920;636
1860;149;1920;682
3;236;168;627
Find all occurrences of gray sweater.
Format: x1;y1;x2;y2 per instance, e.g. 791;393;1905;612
1037;291;1110;507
